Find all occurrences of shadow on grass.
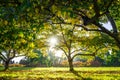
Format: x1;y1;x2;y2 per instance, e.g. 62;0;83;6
71;70;92;80
71;70;84;79
0;67;35;72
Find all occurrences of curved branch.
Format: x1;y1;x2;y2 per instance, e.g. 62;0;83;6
71;47;101;60
52;22;102;32
56;46;68;57
106;11;118;34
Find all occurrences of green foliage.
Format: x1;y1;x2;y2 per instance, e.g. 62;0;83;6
105;50;120;66
20;49;51;67
0;0;120;70
0;64;3;67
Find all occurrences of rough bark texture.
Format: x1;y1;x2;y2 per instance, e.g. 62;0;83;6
4;60;10;71
68;56;74;71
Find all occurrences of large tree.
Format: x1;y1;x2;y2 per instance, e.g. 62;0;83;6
0;0;40;70
0;0;120;71
1;0;120;48
44;0;120;48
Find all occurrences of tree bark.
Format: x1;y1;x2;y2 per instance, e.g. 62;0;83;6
3;60;10;71
106;12;120;49
68;56;74;71
106;11;118;34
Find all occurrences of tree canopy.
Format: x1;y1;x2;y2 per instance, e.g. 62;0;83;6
0;0;120;71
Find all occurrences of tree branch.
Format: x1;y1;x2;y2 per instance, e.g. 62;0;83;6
0;0;21;6
9;50;17;60
57;46;68;57
106;11;118;34
71;47;101;60
93;0;100;17
59;24;69;48
52;22;102;32
71;47;88;54
0;52;7;61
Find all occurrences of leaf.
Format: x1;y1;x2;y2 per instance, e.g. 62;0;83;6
18;32;24;38
4;20;8;25
29;42;35;48
35;8;39;14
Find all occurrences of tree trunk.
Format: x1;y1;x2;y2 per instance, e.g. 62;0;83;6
68;57;74;71
3;60;10;71
113;36;120;49
106;12;118;34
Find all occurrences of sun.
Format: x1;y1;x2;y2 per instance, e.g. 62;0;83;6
48;37;58;47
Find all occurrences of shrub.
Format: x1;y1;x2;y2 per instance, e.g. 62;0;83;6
90;60;102;67
60;60;69;67
9;64;25;67
73;61;85;67
0;64;3;67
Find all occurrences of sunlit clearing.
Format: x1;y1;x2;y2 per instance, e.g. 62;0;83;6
48;37;58;47
55;50;63;57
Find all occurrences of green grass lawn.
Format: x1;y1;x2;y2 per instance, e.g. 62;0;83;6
0;67;120;80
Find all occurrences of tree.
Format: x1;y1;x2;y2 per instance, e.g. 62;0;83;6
46;23;102;71
1;0;120;48
0;0;44;71
45;0;120;49
1;0;120;71
0;50;18;70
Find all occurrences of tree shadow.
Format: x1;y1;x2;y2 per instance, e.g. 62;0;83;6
71;70;85;80
71;70;92;80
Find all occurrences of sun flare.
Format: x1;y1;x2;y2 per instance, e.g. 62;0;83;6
48;37;58;47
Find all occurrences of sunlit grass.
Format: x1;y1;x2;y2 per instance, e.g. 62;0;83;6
0;67;120;80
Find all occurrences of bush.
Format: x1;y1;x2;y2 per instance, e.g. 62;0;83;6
73;61;85;67
9;64;25;67
90;60;102;67
60;60;69;67
0;64;3;67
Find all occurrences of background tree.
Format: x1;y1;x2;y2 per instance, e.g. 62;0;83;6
47;23;103;71
0;0;40;70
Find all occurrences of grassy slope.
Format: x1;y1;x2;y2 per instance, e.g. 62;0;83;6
0;67;120;80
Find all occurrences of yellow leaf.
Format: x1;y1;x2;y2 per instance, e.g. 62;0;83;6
57;11;61;16
51;5;57;12
35;8;39;13
28;36;32;40
28;13;32;17
21;39;27;44
18;32;24;38
33;28;36;31
4;20;8;25
29;42;35;48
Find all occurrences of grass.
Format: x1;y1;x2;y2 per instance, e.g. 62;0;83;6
0;67;120;80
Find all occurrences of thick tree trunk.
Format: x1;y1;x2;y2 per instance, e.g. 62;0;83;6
3;60;10;71
68;57;74;71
